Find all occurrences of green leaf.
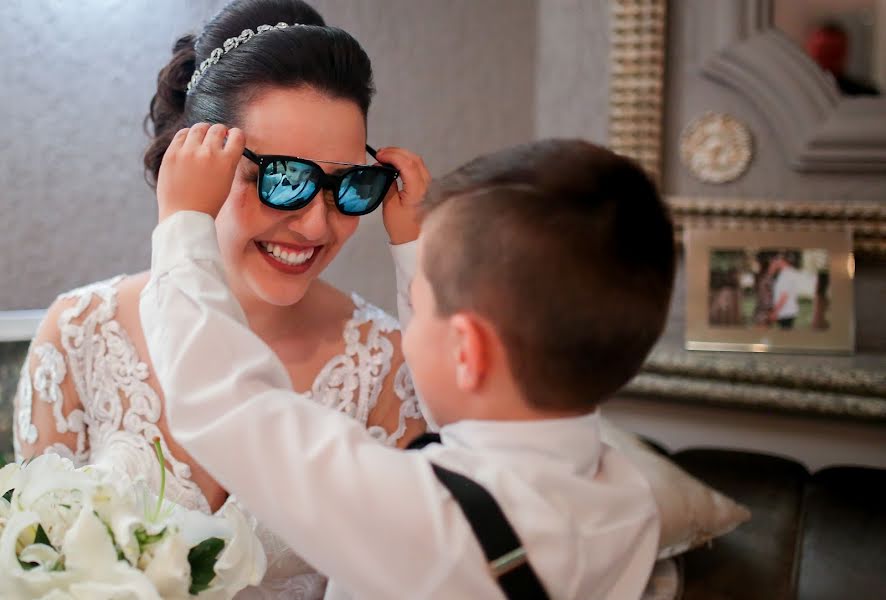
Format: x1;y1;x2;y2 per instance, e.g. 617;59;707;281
2;489;12;502
187;537;224;595
34;524;52;548
135;527;167;552
18;559;39;571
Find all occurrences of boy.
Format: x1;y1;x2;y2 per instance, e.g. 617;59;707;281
141;125;675;599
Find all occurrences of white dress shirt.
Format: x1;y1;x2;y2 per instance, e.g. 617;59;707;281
139;211;659;600
773;265;801;319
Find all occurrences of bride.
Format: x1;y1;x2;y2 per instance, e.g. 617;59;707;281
12;1;429;597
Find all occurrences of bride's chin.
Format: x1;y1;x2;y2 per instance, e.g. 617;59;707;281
253;281;310;307
246;276;312;308
237;257;317;305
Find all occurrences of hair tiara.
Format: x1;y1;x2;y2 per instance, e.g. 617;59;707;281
187;22;307;94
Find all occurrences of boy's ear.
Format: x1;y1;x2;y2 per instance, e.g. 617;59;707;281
449;312;490;392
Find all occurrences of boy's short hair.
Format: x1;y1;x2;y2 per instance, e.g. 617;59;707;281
421;139;675;411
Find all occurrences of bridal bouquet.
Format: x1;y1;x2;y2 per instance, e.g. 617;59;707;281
0;443;266;600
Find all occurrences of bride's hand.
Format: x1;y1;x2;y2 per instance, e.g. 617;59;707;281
156;123;245;222
374;147;431;245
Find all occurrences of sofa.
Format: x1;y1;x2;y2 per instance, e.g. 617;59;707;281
668;447;886;600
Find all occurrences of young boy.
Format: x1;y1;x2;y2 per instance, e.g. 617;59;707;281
141;126;676;599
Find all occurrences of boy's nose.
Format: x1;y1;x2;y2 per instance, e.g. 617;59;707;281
287;193;330;240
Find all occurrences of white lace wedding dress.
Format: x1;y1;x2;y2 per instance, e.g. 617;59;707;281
13;276;421;599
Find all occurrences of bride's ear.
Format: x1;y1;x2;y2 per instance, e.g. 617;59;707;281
448;312;491;392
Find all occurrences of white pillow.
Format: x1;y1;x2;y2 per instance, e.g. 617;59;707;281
599;417;751;559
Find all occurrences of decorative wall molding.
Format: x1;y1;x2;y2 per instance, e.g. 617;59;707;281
621;342;886;422
680;112;754;184
623;372;886;422
699;0;886;173
609;0;667;185
667;196;886;256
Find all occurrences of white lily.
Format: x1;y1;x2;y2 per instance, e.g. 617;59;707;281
142;533;192;599
18;543;60;570
0;462;21;498
13;456;97;521
0;496;10;528
55;505;161;599
0;445;264;599
209;500;267;596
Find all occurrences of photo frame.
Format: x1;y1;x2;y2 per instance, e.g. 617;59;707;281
685;227;855;354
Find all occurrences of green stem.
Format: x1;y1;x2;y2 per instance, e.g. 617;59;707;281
152;438;167;521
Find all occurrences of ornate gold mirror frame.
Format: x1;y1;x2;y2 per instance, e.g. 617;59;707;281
608;0;886;258
608;1;886;421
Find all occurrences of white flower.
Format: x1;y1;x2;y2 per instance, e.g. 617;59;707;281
0;452;264;599
18;543;60;570
142;534;192;599
167;501;232;548
0;510;42;598
54;507;160;599
13;455;88;511
31;591;74;600
25;491;83;550
0;496;10;530
0;462;21;498
205;500;267;596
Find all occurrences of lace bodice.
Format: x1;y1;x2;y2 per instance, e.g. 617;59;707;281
13;276;421;600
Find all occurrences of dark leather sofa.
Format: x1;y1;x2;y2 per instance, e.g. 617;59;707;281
667;448;886;600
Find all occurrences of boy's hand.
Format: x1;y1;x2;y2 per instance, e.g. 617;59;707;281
156;123;245;222
376;147;431;245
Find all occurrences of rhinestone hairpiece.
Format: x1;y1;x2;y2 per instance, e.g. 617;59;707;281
187;22;305;94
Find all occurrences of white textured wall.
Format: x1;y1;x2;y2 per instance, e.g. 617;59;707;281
0;0;539;312
535;0;611;142
0;1;222;310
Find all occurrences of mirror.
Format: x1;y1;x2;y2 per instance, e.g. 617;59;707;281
774;0;884;96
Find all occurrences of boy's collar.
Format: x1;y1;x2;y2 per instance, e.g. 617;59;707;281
438;411;602;474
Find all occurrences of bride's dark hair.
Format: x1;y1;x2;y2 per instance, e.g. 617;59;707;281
144;0;375;185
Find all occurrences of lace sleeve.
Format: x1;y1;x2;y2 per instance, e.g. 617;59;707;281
364;334;426;448
387;361;424;444
316;294;426;448
13;300;89;466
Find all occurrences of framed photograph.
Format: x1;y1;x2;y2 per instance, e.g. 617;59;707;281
684;228;855;354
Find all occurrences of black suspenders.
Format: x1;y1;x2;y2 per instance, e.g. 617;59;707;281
407;434;551;600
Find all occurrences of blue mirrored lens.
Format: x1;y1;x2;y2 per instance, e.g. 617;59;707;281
338;169;389;214
261;160;318;207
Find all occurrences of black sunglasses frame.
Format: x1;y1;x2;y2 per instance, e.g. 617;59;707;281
242;145;399;216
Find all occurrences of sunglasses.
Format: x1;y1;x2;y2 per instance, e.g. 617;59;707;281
242;145;399;216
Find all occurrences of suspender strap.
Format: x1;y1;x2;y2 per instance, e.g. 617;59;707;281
407;434;550;600
405;432;443;450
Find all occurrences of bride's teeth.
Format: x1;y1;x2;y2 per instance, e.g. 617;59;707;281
261;242;315;266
